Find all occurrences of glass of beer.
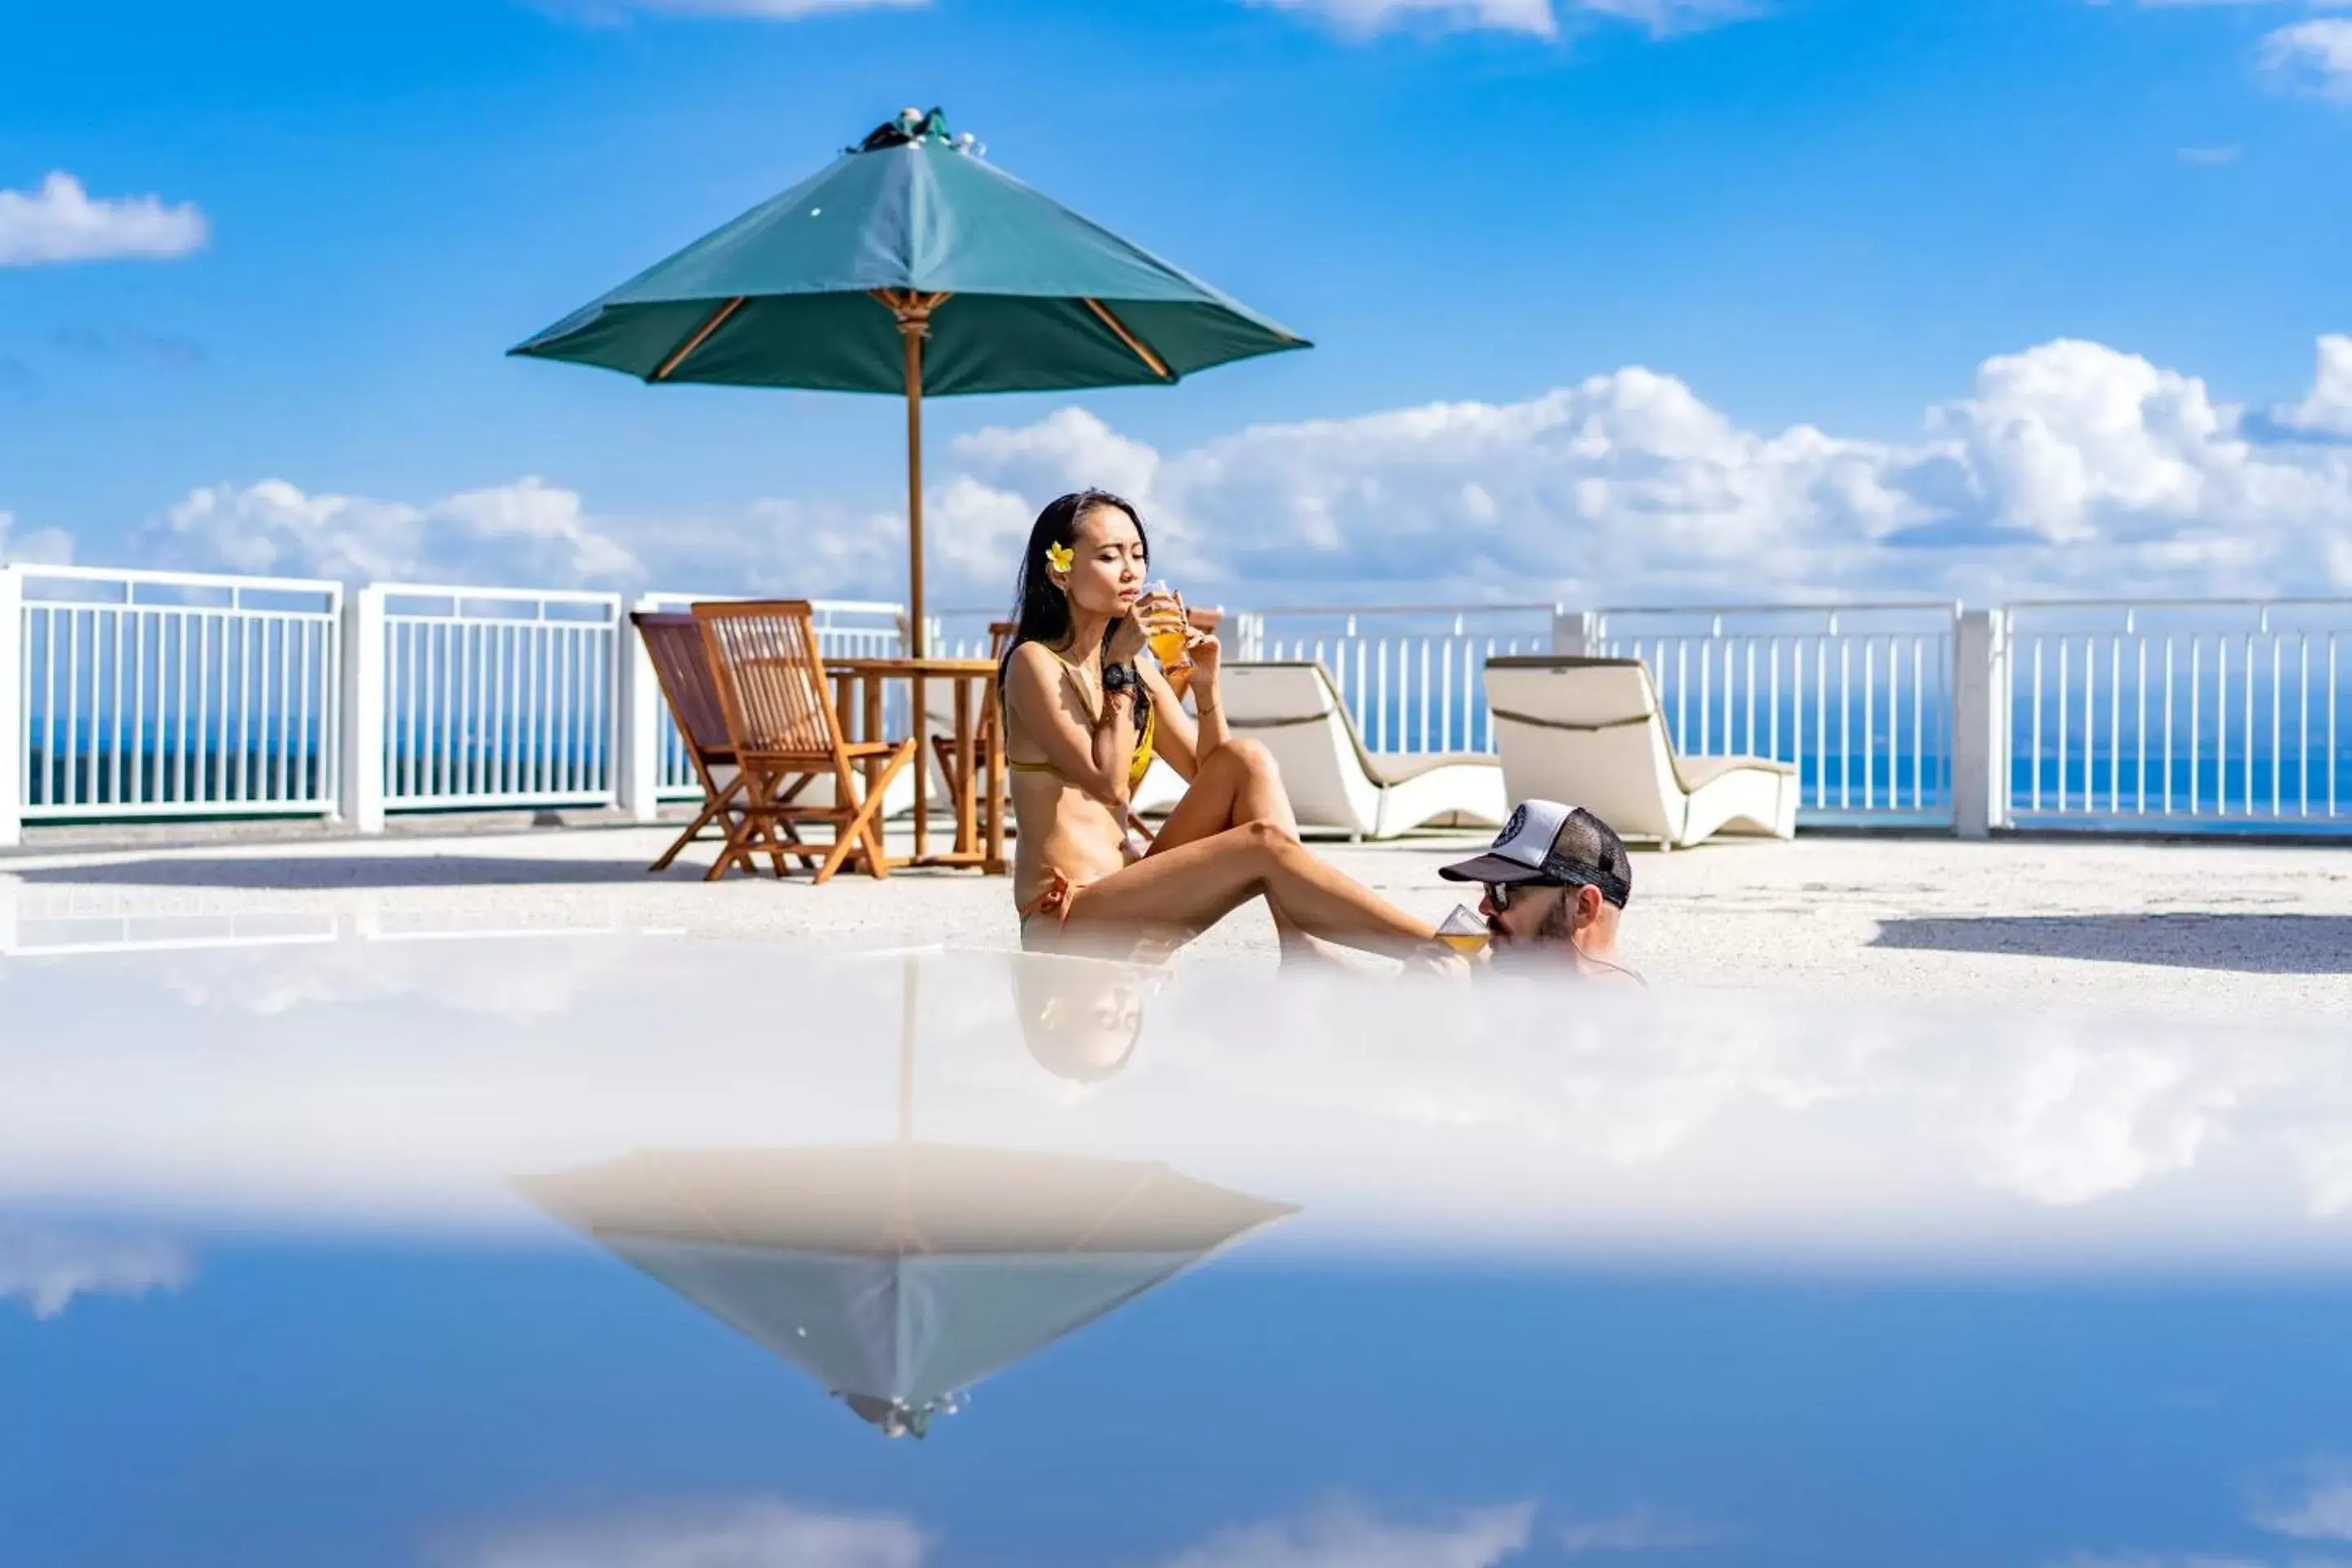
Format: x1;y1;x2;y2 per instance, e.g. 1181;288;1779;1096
1437;905;1491;957
1141;581;1192;676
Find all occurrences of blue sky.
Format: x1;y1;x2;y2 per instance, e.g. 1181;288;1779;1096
5;0;2352;607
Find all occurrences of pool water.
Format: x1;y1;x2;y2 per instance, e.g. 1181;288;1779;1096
7;930;2352;1566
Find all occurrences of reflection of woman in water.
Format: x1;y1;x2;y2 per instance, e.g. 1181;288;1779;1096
1013;954;1152;1084
1000;489;1457;970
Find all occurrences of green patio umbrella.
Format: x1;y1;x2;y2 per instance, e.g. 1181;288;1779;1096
510;107;1310;653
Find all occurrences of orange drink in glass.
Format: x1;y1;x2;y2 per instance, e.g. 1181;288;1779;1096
1437;905;1491;957
1142;581;1192;675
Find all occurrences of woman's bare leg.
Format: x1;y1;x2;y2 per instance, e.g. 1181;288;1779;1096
1058;821;1439;962
1148;741;1340;965
1152;738;1298;848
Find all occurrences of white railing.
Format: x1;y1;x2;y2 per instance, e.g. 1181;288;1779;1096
631;595;908;801
3;565;342;827
8;559;2352;845
1587;603;1960;826
932;610;1006;660
373;585;621;813
1999;599;2352;832
1231;604;1559;755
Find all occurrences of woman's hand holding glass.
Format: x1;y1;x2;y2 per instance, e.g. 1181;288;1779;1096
1184;626;1219;683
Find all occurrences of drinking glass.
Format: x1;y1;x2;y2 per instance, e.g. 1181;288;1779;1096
1437;904;1491;957
1141;580;1192;675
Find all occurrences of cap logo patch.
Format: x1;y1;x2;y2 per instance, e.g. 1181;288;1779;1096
1497;804;1527;846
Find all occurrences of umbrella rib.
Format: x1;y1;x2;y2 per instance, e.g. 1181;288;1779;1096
1083;298;1173;381
654;1160;741;1246
1063;1166;1162;1253
651;295;748;381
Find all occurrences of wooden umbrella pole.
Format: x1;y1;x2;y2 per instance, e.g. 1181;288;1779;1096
902;313;926;658
872;288;951;657
875;288;951;858
902;312;929;856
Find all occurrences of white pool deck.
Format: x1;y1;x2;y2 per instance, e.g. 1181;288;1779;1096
5;818;2350;1024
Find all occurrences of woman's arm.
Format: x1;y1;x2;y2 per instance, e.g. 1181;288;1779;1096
1187;627;1229;755
1004;644;1137;808
1140;626;1228;784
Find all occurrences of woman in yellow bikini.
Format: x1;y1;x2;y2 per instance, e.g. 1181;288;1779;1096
1000;490;1458;969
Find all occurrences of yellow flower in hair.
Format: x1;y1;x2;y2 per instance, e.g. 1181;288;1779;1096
1045;542;1074;574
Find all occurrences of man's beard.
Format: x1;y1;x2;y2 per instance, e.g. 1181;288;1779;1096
1490;895;1578;964
1534;898;1577;944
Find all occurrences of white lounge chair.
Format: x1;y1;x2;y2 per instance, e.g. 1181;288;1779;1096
1131;757;1189;818
1218;662;1507;840
1484;657;1797;848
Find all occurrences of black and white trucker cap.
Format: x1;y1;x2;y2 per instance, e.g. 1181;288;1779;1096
1437;799;1633;909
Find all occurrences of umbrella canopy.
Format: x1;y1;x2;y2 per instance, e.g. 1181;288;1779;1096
518;1143;1294;1437
509;108;1309;651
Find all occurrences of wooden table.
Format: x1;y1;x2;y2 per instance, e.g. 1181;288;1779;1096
827;657;1006;875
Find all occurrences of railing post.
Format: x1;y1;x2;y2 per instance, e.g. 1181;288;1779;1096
1552;607;1598;657
617;598;659;824
0;566;20;849
339;585;385;835
1953;607;2008;840
1235;612;1264;662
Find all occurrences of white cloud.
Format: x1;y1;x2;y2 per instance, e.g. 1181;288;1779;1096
1557;1505;1722;1554
2256;1465;2352;1542
545;0;922;20
939;335;2352;606
0;1227;192;1319
2275;335;2352;438
1574;0;1752;31
1951;1036;2233;1206
149;475;641;587
430;1499;929;1568
434;1497;1536;1568
130;332;2352;608
1163;1499;1536;1568
2261;18;2352;100
1246;0;1564;35
0;509;75;567
1242;0;1747;39
0;172;207;268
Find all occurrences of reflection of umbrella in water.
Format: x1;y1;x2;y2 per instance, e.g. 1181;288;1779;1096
517;1143;1293;1437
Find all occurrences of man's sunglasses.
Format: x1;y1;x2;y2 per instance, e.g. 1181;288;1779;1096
1484;879;1575;913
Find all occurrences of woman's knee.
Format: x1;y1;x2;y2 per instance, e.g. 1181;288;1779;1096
1233;817;1296;863
1220;737;1278;777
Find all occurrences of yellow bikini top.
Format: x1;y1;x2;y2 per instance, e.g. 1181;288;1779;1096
1007;646;1156;792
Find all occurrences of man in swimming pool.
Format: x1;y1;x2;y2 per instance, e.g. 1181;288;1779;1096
1439;800;1643;985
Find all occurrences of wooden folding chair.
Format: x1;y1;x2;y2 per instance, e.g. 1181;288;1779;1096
632;612;800;875
693;599;917;884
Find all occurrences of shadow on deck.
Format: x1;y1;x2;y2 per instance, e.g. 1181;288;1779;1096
1870;914;2352;974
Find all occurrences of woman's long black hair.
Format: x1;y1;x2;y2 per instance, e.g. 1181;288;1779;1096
999;489;1150;686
